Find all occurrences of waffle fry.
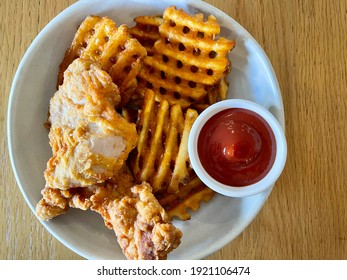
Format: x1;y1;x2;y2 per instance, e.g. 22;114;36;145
192;76;229;112
58;16;147;106
130;89;198;194
157;176;215;221
166;185;215;221
129;15;163;55
133;6;235;108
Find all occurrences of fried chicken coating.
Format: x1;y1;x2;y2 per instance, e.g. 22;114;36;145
35;25;183;260
101;182;182;260
45;58;138;190
36;168;182;260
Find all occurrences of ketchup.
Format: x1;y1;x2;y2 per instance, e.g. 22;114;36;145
197;108;276;186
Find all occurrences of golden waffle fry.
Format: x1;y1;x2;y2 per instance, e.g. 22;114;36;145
58;16;147;106
167;186;215;221
134;6;235;107
167;107;198;193
157;176;215;220
192;76;229;112
129;14;193;108
129;15;164;55
130;89;198;193
157;176;203;207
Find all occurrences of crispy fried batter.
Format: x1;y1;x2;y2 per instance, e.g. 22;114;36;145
45;58;138;190
36;185;96;221
130;89;198;194
36;166;133;221
58;16;147;106
104;182;182;260
133;6;235;108
36;169;182;260
35;188;69;220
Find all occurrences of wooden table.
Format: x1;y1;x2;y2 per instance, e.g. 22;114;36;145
1;0;346;260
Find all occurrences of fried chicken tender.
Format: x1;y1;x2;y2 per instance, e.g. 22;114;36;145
45;58;138;190
36;168;182;260
36;185;96;220
36;166;134;220
102;182;182;260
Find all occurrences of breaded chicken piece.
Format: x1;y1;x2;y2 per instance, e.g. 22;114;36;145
36;166;134;220
36;169;182;260
103;182;182;260
36;58;180;260
45;58;138;190
35;185;95;220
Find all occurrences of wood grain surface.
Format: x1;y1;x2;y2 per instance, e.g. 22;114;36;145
1;0;346;260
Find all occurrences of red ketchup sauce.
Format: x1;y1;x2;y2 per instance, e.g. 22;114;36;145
197;108;276;186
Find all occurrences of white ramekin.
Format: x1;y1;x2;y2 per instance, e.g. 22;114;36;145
188;99;287;197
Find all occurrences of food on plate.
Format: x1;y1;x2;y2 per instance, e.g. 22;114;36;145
192;75;229;112
130;6;235;108
157;176;215;220
37;167;182;260
58;16;147;106
130;89;197;193
36;59;182;259
104;182;182;260
36;165;135;221
44;58;138;190
128;15;163;55
129;89;216;220
128;6;234;220
36;5;235;259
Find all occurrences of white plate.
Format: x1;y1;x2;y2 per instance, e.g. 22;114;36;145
7;0;284;260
